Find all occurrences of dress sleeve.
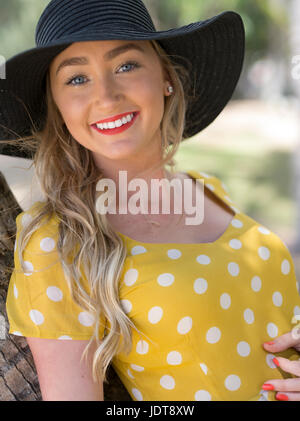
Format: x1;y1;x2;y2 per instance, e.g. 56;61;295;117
5;208;107;341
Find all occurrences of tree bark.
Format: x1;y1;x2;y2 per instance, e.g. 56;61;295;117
0;171;131;401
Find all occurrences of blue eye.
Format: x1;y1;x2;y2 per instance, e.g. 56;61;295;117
65;61;140;86
66;75;87;85
118;61;140;73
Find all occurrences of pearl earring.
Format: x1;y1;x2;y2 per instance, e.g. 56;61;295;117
167;86;174;94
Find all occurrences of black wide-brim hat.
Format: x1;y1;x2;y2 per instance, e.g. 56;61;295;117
0;0;245;158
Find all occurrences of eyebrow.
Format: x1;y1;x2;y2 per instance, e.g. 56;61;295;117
55;43;145;75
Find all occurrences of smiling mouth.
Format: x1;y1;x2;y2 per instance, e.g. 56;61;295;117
91;112;139;135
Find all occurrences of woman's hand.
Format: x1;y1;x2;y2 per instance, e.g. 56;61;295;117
262;326;300;401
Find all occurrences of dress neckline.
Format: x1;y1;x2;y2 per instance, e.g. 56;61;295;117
116;170;240;247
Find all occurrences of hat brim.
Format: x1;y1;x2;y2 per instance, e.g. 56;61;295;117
0;10;245;157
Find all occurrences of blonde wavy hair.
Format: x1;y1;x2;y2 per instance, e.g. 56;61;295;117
2;40;192;385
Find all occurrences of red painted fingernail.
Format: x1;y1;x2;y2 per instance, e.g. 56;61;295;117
276;393;289;401
262;383;274;391
265;341;275;345
273;358;280;367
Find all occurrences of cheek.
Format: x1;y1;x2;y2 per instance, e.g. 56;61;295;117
138;76;165;119
54;91;89;129
53;92;92;148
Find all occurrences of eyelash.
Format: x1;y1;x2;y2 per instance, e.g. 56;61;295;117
65;61;141;86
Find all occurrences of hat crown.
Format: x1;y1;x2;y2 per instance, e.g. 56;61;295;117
35;0;156;46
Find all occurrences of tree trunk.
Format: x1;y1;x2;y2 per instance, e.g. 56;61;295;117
289;0;300;252
0;171;131;401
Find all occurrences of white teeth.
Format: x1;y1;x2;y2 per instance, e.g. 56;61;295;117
96;113;135;130
115;119;123;127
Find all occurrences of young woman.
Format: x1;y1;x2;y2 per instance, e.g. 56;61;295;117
2;0;300;401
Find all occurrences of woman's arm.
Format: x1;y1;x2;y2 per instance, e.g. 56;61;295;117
26;337;104;401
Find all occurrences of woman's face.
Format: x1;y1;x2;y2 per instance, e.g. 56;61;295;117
49;39;171;168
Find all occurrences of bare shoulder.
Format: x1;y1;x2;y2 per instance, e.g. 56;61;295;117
26;336;104;401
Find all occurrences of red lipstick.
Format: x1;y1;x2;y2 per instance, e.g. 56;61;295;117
91;111;139;136
92;111;138;125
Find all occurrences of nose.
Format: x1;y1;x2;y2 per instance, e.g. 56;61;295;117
93;73;123;109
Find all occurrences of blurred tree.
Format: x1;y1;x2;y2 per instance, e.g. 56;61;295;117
0;0;21;22
0;0;49;59
145;0;288;52
289;0;300;252
0;0;290;98
144;0;289;98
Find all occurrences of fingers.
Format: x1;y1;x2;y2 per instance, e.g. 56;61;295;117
276;392;300;401
263;329;300;352
272;357;300;377
262;358;300;401
263;377;300;393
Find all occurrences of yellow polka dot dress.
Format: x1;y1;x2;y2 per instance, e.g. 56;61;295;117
6;170;300;401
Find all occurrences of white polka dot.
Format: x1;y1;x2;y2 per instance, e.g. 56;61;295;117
177;316;193;334
21;213;33;228
199;363;208;375
266;353;277;369
29;309;44;325
231;219;243;228
258;226;271;235
167;351;182;365
224;195;233;203
220;293;231;309
258;247;270;261
120;299;132;314
58;335;72;340
225;375;241;391
167;249;182;259
195;390;212;401
13;284;18;299
221;182;229;193
131;245;147;255
272;292;283;307
229;239;242;250
281;259;290;275
199;172;210;178
157;273;174;287
237;341;251;357
127;369;134;379
294;306;300;316
196;255;211;265
124;268;138;286
206;327;221;344
78;311;95;327
130;364;144;372
11;331;22;336
148;306;163;324
251;276;262;292
46;286;63;302
228;262;239;277
160;375;175;390
40;237;55;252
132;388;143;401
193;278;208;295
23;261;34;276
259;391;270;401
267;322;278;338
244;308;255;324
206;184;215;191
136;340;149;355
